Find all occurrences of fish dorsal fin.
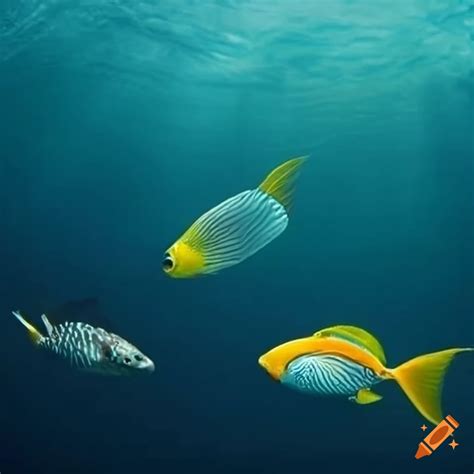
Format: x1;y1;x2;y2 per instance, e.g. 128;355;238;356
258;156;307;212
45;298;114;331
41;314;55;337
313;325;387;365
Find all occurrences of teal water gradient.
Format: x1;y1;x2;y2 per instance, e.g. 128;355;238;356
0;1;472;473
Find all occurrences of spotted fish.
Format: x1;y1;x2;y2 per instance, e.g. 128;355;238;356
12;308;154;375
258;324;472;425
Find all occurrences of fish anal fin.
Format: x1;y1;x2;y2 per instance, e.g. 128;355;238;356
354;388;383;405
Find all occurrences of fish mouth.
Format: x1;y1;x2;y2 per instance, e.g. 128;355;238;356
162;252;174;273
258;355;279;381
258;356;271;375
145;360;155;373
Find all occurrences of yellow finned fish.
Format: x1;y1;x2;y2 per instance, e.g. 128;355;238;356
163;157;307;278
258;325;472;425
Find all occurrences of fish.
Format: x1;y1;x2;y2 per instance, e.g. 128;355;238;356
12;299;155;375
258;324;473;425
162;156;307;277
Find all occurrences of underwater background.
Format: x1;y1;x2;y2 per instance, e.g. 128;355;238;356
0;1;473;473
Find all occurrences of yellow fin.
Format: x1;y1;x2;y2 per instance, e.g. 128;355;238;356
12;310;43;344
314;325;387;365
354;388;383;405
258;156;307;211
391;348;473;425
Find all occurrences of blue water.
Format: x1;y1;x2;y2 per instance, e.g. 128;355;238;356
1;1;473;473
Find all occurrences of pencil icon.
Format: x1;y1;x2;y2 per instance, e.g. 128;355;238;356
415;415;459;459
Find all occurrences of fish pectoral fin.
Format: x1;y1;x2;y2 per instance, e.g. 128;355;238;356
354;388;383;405
100;343;112;359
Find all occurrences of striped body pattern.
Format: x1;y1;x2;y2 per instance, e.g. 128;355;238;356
259;326;473;424
281;354;381;398
37;320;154;375
12;309;155;376
163;157;306;277
40;322;112;372
183;189;288;274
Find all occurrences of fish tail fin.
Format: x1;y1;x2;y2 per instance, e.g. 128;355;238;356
258;156;308;212
390;348;473;425
12;310;43;345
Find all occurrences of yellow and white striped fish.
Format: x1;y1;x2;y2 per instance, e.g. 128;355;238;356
162;157;307;278
259;325;473;425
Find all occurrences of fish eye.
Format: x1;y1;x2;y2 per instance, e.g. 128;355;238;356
134;354;143;362
162;254;174;272
124;357;131;365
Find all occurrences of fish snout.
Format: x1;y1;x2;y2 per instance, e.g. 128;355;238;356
258;355;267;370
142;358;155;373
258;355;281;381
